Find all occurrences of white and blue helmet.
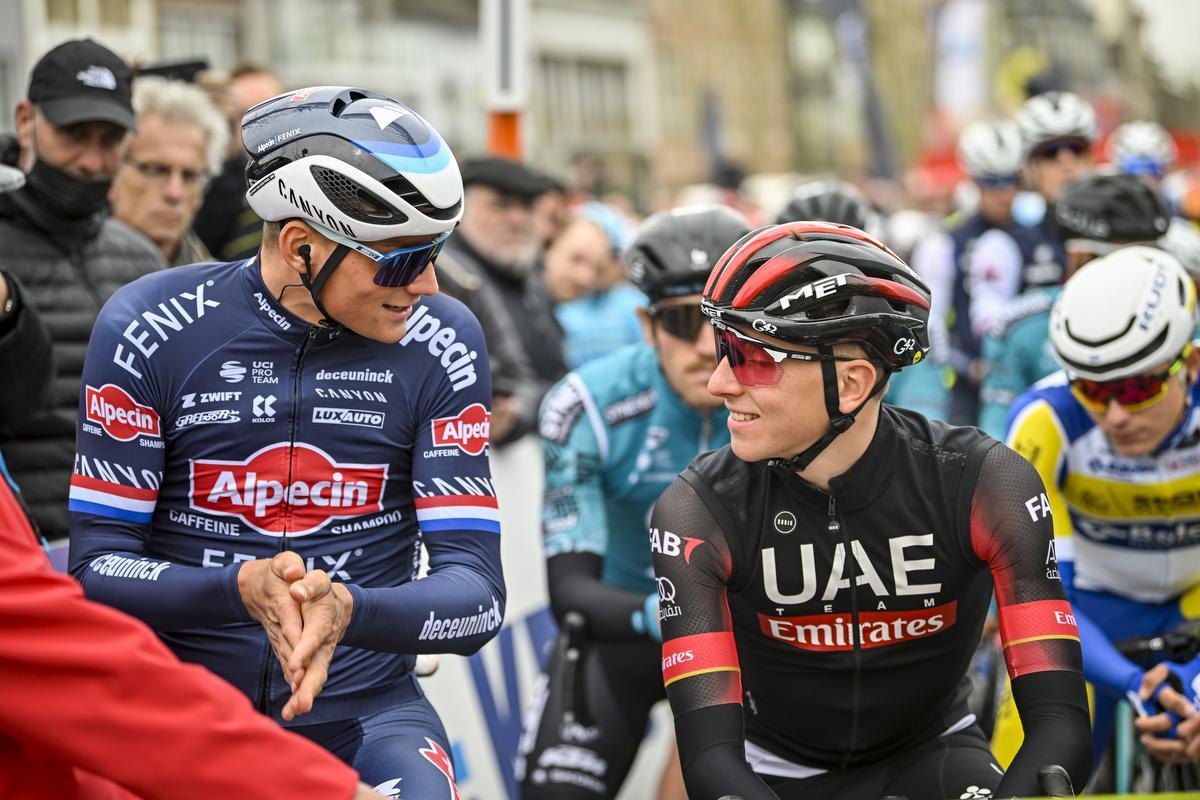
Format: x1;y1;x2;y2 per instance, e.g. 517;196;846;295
1108;120;1177;177
242;86;463;241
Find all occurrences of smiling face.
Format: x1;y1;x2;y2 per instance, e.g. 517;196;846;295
271;221;442;342
706;330;881;463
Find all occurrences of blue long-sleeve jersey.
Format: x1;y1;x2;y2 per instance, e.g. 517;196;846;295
68;258;505;725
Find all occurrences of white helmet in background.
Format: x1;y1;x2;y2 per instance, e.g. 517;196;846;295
1050;246;1197;380
1107;120;1177;176
1016;91;1098;155
1158;219;1200;280
957;120;1023;180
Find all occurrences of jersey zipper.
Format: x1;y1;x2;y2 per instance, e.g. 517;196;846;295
828;493;862;768
281;326;317;549
254;324;317;715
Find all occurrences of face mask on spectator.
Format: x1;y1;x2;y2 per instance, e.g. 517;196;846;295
24;155;111;220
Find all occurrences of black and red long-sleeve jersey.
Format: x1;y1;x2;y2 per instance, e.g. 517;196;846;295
651;404;1090;799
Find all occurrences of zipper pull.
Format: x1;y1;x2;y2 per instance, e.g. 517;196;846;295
827;494;840;535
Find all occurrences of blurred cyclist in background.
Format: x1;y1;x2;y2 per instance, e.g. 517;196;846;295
978;173;1170;438
909;119;1024;423
516;205;749;800
968;92;1097;339
774;179;882;235
1107;120;1177;191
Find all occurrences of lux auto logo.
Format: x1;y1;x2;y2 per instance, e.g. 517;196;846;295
189;442;388;536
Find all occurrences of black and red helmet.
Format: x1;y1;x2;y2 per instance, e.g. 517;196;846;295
701;221;932;371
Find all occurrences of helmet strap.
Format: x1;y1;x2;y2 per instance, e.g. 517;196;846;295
299;244;350;328
770;346;890;473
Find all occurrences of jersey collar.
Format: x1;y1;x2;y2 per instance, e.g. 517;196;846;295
778;407;899;511
240;256;342;345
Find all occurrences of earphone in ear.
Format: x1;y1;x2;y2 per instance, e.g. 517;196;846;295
298;244;311;259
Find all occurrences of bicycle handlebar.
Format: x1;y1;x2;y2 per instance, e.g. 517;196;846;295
1115;621;1200;663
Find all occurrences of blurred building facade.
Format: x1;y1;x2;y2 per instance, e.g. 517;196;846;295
4;0;1200;206
645;0;792;194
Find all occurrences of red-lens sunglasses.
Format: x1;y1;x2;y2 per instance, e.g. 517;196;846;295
713;324;854;387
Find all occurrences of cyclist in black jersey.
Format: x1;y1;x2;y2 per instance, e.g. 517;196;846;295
651;222;1091;800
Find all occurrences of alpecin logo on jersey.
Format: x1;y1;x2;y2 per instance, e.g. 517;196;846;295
85;384;161;442
758;601;958;652
189;442;388;536
431;403;491;456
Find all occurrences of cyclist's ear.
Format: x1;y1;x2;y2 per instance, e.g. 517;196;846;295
276;220;318;277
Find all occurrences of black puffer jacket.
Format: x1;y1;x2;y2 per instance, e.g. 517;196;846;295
0;138;165;538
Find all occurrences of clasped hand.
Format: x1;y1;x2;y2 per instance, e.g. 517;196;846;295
1133;663;1200;764
237;551;354;721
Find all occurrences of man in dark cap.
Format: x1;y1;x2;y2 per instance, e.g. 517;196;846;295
0;38;164;540
440;157;565;445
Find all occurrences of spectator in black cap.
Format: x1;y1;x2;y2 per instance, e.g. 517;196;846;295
440;156;567;445
0;38;164;541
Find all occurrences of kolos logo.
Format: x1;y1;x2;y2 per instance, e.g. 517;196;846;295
431;403;491;456
85;384;161;441
190;442;388;536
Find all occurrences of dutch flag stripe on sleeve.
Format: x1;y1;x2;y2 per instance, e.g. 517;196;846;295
414;494;501;534
68;474;157;523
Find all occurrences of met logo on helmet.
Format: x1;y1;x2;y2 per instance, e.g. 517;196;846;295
431;403;491;456
85;384;161;442
778;274;849;310
190;443;387;536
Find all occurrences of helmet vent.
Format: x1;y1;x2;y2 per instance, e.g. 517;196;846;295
310;165;408;225
384;174;462;221
330;89;370;118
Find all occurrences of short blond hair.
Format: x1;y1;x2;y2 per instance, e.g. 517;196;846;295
132;76;230;175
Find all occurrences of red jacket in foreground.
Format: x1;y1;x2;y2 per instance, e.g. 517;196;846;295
0;471;360;799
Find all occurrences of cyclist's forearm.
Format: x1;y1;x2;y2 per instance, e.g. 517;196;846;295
1071;594;1142;695
343;548;505;655
674;704;778;800
547;552;648;640
1000;670;1092;798
70;528;250;630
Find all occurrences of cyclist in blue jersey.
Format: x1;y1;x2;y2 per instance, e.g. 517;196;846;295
978;173;1170;439
67;87;502;796
968;92;1096;340
1005;246;1200;766
515;205;750;799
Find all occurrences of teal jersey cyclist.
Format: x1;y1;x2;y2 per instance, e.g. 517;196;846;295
978;173;1171;438
516;206;750;799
